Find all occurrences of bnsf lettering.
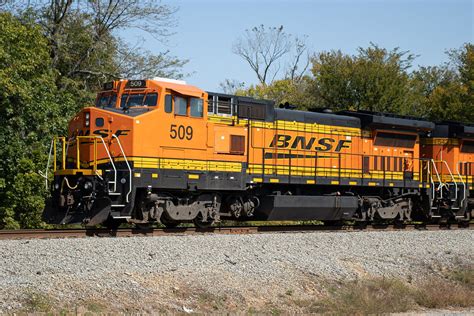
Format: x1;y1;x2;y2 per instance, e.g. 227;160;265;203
269;134;352;152
71;129;130;138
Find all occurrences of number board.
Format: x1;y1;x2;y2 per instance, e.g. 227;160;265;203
126;80;147;89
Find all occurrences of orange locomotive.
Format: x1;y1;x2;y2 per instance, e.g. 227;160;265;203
421;122;474;221
43;78;472;227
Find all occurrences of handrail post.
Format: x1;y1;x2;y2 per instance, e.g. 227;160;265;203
61;138;66;169
76;137;80;169
314;151;318;183
455;161;466;207
93;138;97;172
53;138;57;171
288;149;291;183
338;153;341;182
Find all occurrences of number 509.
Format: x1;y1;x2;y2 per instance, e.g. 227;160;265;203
170;124;193;140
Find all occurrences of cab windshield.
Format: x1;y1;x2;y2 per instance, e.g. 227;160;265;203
96;93;117;107
120;93;158;108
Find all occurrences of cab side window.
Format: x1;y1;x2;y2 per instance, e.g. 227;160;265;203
190;98;203;117
165;95;173;113
175;96;187;115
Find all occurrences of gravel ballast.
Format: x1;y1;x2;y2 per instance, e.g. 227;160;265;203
0;230;472;313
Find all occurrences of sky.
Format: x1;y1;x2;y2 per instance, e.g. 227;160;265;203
121;0;473;92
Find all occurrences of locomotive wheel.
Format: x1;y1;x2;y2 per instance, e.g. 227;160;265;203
193;213;214;229
160;213;181;228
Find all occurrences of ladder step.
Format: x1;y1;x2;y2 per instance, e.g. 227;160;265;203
112;216;131;219
111;204;125;208
108;192;121;196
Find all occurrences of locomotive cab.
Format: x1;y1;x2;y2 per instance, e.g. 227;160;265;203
43;78;208;226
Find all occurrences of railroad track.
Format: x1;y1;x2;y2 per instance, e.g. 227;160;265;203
0;223;472;240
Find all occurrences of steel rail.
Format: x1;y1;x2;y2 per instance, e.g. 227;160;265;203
0;223;472;240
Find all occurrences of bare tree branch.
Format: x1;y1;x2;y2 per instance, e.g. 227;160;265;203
233;25;311;85
233;25;291;85
286;36;310;82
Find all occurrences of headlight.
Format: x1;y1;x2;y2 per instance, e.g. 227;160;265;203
84;112;90;127
83;181;92;190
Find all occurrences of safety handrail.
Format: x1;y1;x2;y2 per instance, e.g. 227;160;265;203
97;137;118;192
47;136;118;192
112;134;132;203
39;139;54;189
426;161;435;202
439;160;458;201
456;162;467;207
430;159;444;196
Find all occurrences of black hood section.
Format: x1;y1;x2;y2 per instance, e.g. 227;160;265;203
339;110;434;133
432;121;474;138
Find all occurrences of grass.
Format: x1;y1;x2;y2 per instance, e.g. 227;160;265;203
296;266;474;315
309;278;415;314
413;279;473;309
16;266;474;314
22;291;54;313
451;267;474;289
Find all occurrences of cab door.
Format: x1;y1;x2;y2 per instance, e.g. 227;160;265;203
162;93;207;153
157;92;208;188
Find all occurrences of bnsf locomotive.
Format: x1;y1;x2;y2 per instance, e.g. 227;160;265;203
43;78;474;228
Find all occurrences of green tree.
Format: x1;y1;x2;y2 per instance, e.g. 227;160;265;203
308;44;418;114
0;12;70;228
0;1;188;228
235;78;316;109
6;0;187;109
412;43;473;123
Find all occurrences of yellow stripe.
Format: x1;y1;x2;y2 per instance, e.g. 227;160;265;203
132;157;242;172
188;174;199;180
368;182;378;186
250;120;361;137
54;169;101;176
269;178;279;183
253;178;263;183
248;164;409;180
152;173;158;178
306;180;315;184
331;180;339;185
134;173;141;178
88;157;242;173
209;115;362;136
349;181;357;185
